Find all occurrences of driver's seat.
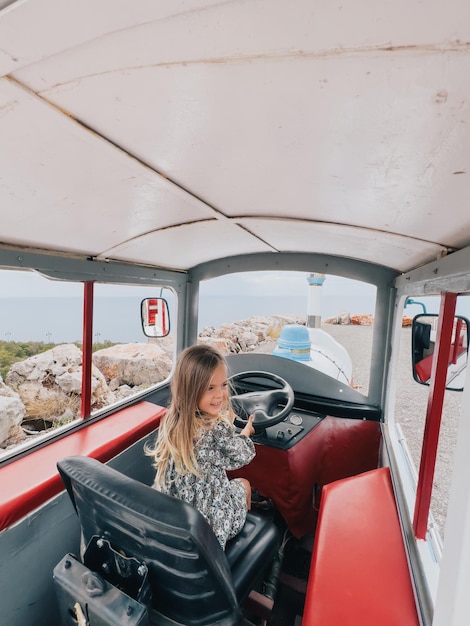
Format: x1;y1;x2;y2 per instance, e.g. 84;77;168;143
54;456;280;626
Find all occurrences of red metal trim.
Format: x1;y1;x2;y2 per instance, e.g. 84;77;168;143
80;281;94;418
413;292;457;539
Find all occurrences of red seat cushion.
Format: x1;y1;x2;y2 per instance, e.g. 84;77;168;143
303;467;420;626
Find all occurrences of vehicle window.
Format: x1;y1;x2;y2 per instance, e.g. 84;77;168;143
92;283;175;411
395;295;467;541
0;269;83;452
0;269;175;456
198;272;376;395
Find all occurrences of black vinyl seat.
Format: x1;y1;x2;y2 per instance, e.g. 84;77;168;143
54;456;280;626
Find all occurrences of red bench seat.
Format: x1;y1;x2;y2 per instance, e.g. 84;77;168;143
303;467;420;625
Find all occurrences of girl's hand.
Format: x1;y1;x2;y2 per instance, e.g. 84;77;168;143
240;415;255;438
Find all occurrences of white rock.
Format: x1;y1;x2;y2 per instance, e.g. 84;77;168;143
93;343;172;387
0;380;26;445
5;344;114;423
198;315;306;353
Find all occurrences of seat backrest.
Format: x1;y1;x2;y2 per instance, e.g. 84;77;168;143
57;456;240;626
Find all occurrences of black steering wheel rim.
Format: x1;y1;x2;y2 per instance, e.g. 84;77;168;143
229;370;295;432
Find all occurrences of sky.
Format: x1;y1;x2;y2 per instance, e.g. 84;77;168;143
200;271;373;298
0;268;376;301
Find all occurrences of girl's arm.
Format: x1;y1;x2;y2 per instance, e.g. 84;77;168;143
213;419;255;469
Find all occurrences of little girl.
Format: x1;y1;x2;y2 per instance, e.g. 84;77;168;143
149;344;255;549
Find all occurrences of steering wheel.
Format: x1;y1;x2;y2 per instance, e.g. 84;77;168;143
229;371;295;433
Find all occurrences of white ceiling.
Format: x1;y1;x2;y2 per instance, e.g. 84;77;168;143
1;0;470;273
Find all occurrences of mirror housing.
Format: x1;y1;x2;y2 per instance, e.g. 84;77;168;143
412;313;469;391
141;297;170;338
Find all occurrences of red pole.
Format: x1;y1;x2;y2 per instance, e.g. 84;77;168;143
80;281;94;418
413;292;456;539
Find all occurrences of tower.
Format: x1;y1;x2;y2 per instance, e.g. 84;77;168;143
306;273;326;328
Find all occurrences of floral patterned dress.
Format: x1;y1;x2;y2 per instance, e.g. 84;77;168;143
156;419;255;549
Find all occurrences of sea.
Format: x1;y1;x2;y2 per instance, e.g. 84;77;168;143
0;294;377;344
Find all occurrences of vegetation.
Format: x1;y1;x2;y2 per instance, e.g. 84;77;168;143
0;340;117;380
0;340;53;379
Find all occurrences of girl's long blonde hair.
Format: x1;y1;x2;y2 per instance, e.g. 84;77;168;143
149;344;236;488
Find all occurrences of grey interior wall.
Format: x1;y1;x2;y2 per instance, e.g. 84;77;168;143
0;432;156;626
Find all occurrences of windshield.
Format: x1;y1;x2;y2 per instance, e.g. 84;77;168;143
198;271;376;397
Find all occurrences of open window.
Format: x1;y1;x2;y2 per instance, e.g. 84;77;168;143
394;295;469;544
198;271;376;396
0;270;175;458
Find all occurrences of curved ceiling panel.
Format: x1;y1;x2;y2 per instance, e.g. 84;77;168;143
99;220;275;270
0;78;216;256
0;0;469;275
238;218;449;272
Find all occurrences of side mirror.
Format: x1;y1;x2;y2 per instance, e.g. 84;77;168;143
412;313;469;391
141;298;170;338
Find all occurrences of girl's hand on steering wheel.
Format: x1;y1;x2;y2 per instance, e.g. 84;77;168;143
240;415;255;438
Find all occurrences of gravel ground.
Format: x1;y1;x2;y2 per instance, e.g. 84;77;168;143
259;323;462;537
